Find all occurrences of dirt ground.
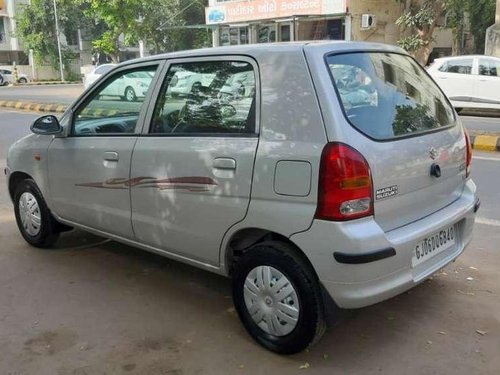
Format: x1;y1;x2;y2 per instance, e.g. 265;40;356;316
0;188;498;374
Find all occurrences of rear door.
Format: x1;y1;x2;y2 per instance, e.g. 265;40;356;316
321;51;467;232
476;58;500;106
130;56;259;265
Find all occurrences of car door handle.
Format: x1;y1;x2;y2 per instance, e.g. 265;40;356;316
104;151;119;161
213;158;236;170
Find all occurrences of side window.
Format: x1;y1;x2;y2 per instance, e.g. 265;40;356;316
479;59;500;77
439;59;473;75
150;60;256;135
73;66;157;136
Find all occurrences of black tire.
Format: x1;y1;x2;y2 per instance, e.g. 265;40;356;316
14;179;60;248
232;241;326;354
18;77;28;84
124;86;136;102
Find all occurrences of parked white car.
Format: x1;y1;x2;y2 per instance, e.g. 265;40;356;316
428;55;500;110
99;70;155;102
167;71;215;97
0;68;30;86
6;42;478;354
83;64;117;89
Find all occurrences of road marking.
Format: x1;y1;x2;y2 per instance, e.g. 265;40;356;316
476;217;500;227
461;116;500;123
473;155;500;161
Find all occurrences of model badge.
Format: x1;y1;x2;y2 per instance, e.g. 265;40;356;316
376;185;399;200
429;147;439;160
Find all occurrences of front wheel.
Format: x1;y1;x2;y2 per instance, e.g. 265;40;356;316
232;242;326;354
14;179;60;248
18;77;28;84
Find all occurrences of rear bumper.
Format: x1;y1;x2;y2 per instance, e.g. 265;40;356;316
291;179;478;309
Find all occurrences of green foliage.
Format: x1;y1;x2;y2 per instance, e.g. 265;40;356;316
79;0;143;61
468;0;496;53
17;0;211;66
15;0;82;71
395;0;445;57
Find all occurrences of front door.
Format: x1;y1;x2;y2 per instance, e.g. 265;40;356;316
48;63;161;238
130;57;259;265
432;57;476;102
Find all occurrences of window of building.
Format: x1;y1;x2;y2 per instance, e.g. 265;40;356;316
150;61;256;135
220;26;248;46
297;18;344;41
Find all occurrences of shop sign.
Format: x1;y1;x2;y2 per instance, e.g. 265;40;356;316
206;0;346;25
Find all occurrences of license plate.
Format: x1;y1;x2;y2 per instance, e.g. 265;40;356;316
412;225;456;267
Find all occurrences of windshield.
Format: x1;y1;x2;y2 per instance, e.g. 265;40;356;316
327;52;455;140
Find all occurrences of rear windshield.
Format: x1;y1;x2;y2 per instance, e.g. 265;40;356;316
327;52;455;140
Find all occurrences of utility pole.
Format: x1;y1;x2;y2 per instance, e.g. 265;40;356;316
53;0;65;82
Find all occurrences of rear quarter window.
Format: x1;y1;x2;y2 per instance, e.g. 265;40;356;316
327;52;455;140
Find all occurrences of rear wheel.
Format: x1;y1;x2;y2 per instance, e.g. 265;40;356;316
18;77;28;84
124;86;136;102
232;241;326;354
14;179;59;248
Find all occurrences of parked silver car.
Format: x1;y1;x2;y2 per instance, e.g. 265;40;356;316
5;42;479;354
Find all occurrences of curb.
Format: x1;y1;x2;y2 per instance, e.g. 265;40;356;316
14;81;81;86
470;134;500;152
0;100;66;114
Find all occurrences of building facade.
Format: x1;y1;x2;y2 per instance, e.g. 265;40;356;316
205;0;406;47
205;0;455;62
0;0;29;65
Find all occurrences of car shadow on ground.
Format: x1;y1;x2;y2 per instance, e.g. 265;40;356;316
50;229;456;366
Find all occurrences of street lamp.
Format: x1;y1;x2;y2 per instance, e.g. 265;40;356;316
53;0;65;82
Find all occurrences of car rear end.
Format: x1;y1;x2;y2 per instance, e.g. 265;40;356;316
291;42;479;309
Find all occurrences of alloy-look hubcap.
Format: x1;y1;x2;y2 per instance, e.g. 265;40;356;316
243;265;300;336
18;192;41;236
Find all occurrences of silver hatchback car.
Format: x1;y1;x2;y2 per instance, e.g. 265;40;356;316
6;42;479;354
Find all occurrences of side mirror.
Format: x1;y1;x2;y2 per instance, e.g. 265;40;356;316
31;115;63;135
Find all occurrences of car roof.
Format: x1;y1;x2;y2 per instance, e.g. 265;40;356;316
117;41;407;68
434;55;500;62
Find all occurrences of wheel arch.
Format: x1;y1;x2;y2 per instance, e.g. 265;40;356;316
8;171;34;202
223;227;319;282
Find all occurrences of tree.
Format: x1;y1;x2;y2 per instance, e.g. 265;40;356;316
80;0;143;62
135;0;186;54
395;0;447;65
468;0;497;53
15;0;83;71
138;0;211;54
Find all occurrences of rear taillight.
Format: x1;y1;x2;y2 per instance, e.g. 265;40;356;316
316;143;373;221
465;130;472;178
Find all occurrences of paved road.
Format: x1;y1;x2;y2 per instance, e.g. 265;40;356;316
462;116;500;134
0;109;499;374
0;84;83;104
